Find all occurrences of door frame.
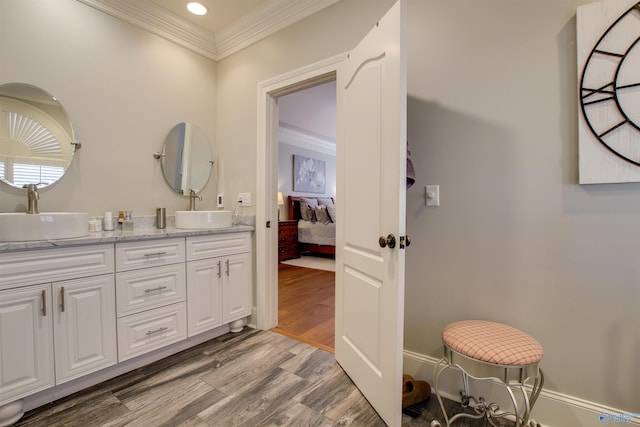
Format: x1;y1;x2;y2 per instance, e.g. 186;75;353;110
255;53;346;330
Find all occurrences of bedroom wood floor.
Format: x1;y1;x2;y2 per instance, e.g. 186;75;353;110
272;262;335;352
15;329;513;426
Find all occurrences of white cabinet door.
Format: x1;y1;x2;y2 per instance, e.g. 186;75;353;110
222;252;252;324
186;258;223;337
52;275;117;384
0;285;54;405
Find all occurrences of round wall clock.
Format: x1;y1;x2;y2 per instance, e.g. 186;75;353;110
580;2;640;166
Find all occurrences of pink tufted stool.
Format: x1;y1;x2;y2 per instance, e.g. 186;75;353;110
432;320;544;427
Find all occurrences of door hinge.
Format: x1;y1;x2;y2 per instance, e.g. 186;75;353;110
266;221;271;228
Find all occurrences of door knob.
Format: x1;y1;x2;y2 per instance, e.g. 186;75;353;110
406;235;411;247
378;234;396;249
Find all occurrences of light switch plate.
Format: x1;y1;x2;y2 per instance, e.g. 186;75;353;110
426;185;440;207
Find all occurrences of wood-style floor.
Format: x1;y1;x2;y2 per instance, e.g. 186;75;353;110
15;329;514;426
272;263;335;352
15;329;384;427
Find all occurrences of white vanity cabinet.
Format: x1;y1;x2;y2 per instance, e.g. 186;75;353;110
0;285;54;405
186;232;252;336
0;229;253;427
52;274;117;383
0;245;115;406
115;238;187;361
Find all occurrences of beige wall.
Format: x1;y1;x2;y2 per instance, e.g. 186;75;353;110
0;0;217;216
214;0;396;217
2;0;638;417
406;0;639;413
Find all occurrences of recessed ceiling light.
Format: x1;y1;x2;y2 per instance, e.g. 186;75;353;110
187;2;207;16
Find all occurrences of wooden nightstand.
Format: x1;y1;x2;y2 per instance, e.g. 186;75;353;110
278;220;300;262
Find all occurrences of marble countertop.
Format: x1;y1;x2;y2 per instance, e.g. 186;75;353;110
0;225;255;253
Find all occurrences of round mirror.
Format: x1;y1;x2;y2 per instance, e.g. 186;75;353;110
161;122;212;194
0;83;77;189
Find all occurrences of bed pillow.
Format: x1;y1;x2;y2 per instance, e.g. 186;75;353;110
299;198;318;221
315;206;331;224
317;197;334;206
326;204;337;223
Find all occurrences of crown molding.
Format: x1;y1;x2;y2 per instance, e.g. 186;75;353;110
279;124;336;156
214;0;341;60
76;0;342;61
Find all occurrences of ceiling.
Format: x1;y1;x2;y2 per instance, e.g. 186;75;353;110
79;0;342;60
149;0;267;34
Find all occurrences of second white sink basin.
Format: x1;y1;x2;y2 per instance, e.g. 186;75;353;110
0;212;89;241
174;210;232;229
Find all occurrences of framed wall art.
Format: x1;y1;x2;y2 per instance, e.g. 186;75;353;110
293;154;326;193
577;0;640;183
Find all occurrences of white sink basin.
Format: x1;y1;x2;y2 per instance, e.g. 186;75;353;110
0;212;89;241
174;210;232;229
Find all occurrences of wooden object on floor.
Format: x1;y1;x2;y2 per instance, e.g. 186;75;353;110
278;220;300;262
273;263;335;352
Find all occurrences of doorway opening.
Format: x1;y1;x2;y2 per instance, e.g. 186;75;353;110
254;54;345;346
270;79;337;352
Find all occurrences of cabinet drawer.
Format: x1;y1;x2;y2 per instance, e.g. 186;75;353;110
0;245;114;290
116;238;185;272
116;264;186;317
186;232;251;261
117;302;186;361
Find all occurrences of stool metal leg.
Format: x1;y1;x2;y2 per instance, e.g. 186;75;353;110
432;358;544;427
433;357;451;426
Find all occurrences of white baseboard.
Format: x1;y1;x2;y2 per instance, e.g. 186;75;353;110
403;350;640;427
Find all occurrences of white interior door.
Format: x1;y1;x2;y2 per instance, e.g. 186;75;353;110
334;1;406;426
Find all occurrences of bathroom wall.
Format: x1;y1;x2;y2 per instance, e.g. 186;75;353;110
0;0;218;216
216;0;640;419
406;0;640;415
214;0;396;220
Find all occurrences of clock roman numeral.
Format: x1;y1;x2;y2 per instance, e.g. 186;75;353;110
599;119;628;138
593;49;625;58
582;81;615;105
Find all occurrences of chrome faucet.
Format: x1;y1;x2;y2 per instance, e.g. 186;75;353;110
188;189;202;211
27;184;39;214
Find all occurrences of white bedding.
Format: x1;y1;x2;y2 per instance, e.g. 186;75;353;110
298;220;335;246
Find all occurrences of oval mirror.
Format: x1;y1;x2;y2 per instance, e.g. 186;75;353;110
0;83;77;189
161;122;212;194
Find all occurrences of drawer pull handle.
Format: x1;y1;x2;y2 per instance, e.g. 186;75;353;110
143;251;168;257
41;290;46;316
60;287;65;313
144;286;168;293
226;259;230;276
146;327;168;336
217;260;222;278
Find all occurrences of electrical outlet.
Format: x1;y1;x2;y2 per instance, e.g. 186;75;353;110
238;192;252;207
217;193;224;208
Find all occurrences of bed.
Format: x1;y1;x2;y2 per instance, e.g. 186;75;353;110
288;195;336;256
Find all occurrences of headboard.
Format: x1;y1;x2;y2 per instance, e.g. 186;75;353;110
288;195;335;221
